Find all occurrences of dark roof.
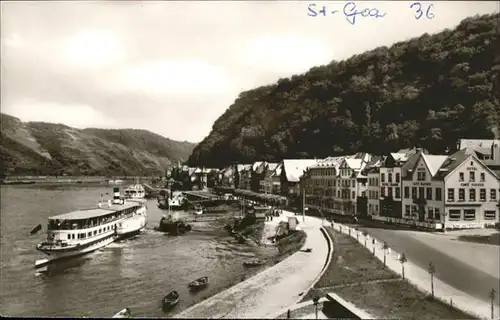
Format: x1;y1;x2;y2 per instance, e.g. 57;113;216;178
401;152;422;180
433;149;470;180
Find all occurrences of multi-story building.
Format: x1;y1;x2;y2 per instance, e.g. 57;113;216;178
250;161;265;192
303;156;345;214
379;148;420;219
238;164;252;190
280;159;318;199
401;151;448;224
434;149;500;228
334;153;371;215
259;162;279;193
363;157;383;217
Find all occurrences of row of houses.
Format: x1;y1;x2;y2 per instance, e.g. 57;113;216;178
216;139;500;230
303;139;500;230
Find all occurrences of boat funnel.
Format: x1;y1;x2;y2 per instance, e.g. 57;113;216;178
113;187;120;204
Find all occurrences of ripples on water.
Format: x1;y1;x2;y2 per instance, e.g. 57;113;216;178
0;185;277;317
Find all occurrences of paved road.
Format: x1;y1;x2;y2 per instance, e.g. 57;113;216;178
355;226;500;306
173;213;329;319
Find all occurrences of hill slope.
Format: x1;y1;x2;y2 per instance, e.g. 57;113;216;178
188;13;500;168
0;113;196;176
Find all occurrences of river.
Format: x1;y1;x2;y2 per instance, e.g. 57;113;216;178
0;185;277;317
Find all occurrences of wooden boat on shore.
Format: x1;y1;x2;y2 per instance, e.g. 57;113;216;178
112;307;131;318
162;291;180;311
188;276;209;291
243;259;266;267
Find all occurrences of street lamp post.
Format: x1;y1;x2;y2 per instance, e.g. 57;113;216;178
428;262;436;298
399;253;407;280
489;289;496;320
372;238;376;255
313;296;320;320
382;241;390;267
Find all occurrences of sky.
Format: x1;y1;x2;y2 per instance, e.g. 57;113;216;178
1;1;498;143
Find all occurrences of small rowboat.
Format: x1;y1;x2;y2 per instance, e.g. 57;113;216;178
162;290;180;311
188;276;209;290
243;259;266;267
112;308;131;318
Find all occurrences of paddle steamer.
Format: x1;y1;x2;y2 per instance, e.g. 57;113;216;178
34;187;147;268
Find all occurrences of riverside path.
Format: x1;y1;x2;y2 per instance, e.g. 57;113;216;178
173;211;329;319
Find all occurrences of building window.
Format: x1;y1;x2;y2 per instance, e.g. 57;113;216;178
459;172;464;181
464;209;476;221
388;187;393;198
480;172;485;182
381;173;385;182
449;209;461;221
447;188;454;202
388;173;393;183
491;189;497;201
435;188;442;201
484;210;496;220
434;208;441;220
412;187;417;199
458;189;465;201
405;205;411;216
428;207;434;219
480;189;486;201
469;171;475;182
426;187;432;200
418;187;425;199
395;187;401;198
404;187;410;198
381;187;385;197
396;173;400;183
417;171;426;181
352;191;355;199
469;189;476;201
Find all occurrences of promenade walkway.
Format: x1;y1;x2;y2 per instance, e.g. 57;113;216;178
173;211;329;319
333;223;499;320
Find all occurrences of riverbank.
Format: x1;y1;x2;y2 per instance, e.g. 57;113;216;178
300;226;481;319
173;213;329;319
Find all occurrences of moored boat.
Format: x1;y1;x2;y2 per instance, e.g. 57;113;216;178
243;259;266;267
33;187;147;268
162;291;180;311
188;276;209;290
115;198;148;240
112;307;132;318
124;184;146;199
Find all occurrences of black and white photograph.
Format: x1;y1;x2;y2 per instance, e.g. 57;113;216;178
1;1;499;318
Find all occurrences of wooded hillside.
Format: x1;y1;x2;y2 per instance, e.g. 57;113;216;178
0;113;196;176
188;13;500;168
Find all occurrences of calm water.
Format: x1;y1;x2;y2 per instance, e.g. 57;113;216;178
0;185;276;317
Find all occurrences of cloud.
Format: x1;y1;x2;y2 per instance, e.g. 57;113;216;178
3;99;119;129
1;1;499;143
61;30;126;69
113;60;232;96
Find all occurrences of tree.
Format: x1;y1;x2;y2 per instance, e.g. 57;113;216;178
399;253;407;280
428;262;436;298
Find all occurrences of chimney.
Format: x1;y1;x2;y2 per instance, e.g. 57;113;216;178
113;187;120;204
492;142;500;164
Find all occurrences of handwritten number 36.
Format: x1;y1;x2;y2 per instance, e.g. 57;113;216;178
410;2;434;20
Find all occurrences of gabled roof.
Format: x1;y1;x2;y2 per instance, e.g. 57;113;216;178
270;163;283;177
421;154;448;177
266;162;279;171
282;159;318;182
252;161;264;171
434;149;500;180
433;149;470;180
344;159;362;170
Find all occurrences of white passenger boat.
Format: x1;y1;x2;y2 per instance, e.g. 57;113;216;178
34;187;147;268
124;184;146;199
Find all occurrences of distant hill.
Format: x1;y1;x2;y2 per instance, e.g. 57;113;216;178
0;113;197;176
187;13;500;168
